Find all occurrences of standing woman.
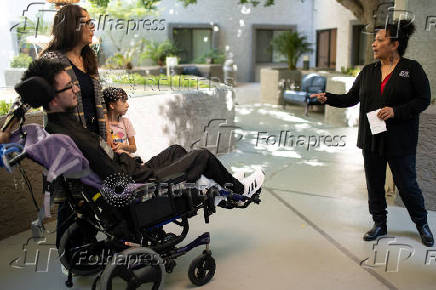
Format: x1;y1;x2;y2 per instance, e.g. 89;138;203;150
39;4;111;248
40;4;111;144
311;20;433;246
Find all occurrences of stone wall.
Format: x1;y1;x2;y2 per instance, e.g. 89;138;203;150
100;64;224;85
417;105;436;210
324;75;359;127
0;111;45;241
405;0;436;102
396;105;436;210
260;67;302;105
128;86;236;161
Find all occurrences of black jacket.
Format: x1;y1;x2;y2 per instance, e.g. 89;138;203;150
325;57;431;156
45;112;153;181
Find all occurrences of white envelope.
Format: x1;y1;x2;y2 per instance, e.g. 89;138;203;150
366;109;387;135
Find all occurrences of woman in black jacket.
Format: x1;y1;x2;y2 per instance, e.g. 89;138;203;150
311;20;433;246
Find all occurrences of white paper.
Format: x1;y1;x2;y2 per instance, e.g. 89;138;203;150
366;109;387;135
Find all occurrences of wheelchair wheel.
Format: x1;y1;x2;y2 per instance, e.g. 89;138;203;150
98;247;164;290
188;252;216;286
58;221;103;276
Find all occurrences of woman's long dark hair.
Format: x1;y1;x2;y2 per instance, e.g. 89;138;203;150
376;19;416;57
42;4;98;76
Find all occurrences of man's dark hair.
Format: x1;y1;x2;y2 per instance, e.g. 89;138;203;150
20;59;67;110
376;19;416;57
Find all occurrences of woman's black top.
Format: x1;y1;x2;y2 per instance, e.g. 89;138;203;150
70;61;99;135
325;57;431;156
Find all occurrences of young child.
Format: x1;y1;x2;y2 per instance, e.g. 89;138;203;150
103;87;136;155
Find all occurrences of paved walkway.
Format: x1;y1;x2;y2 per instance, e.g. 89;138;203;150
0;83;435;289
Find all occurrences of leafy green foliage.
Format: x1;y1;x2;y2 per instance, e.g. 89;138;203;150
88;0;111;8
193;49;226;65
88;0;274;10
108;73;210;88
340;66;361;77
10;54;33;68
104;38;148;69
105;53;132;69
239;0;275;7
140;41;181;65
270;31;312;70
84;0;153;20
0;101;12;116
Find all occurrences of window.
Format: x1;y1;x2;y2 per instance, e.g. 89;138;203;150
255;29;288;63
173;28;213;64
352;25;368;66
316;29;336;69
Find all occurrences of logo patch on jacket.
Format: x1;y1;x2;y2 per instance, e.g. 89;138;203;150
399;70;410;78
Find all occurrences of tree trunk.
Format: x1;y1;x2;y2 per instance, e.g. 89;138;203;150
336;0;387;64
362;1;379;64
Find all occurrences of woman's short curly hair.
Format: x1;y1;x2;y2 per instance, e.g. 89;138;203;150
376;19;416;57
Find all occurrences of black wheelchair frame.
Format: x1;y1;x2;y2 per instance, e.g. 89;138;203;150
4;110;261;289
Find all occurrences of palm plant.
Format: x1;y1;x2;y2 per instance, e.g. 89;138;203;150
271;31;312;70
140;40;181;66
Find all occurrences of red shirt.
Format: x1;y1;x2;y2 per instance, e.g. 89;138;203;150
381;72;392;95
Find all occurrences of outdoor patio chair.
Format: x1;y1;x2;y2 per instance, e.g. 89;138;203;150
283;73;326;116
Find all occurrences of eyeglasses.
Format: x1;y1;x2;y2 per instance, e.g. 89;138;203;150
55;82;74;94
80;19;95;29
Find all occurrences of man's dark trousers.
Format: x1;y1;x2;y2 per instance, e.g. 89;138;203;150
363;150;427;226
142;145;243;194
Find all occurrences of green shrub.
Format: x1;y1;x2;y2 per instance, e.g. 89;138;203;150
270;31;312;70
139;41;181;65
0;100;12;116
108;73;210;89
10;54;33;68
193;49;226;65
105;53;133;70
340;66;361;77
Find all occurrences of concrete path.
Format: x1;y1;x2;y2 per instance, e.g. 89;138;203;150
0;83;435;289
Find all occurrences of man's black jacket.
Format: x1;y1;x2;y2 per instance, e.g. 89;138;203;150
325;57;431;156
45;112;153;181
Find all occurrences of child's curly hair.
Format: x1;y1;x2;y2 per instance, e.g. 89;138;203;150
103;87;128;107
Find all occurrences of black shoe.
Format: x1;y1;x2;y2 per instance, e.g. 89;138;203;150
417;224;434;247
363;224;387;241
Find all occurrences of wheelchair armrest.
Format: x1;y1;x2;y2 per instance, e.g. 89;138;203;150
0;143;25;172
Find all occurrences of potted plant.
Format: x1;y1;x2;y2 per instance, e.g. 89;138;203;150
270;30;312;70
260;31;313;105
194;49;226;65
140;40;181;66
4;54;33;87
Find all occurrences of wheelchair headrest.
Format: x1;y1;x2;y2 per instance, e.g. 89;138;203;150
14;77;55;109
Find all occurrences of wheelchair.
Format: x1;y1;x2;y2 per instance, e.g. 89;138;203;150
0;109;262;290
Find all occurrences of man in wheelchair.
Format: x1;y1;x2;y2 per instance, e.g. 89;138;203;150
0;59;265;289
16;59;264;197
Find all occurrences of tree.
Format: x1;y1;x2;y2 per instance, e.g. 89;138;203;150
271;31;312;70
89;0;275;9
335;0;394;64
